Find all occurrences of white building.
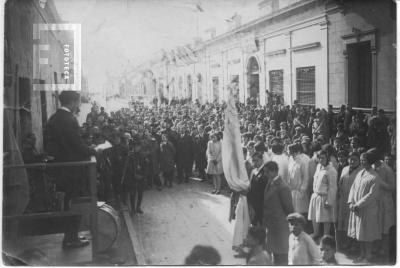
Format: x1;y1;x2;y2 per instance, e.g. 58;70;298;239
135;0;396;111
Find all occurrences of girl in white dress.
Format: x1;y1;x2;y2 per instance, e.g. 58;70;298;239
308;150;337;239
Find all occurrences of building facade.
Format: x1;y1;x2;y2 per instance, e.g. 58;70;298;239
136;0;396;112
4;0;90;151
4;0;64;151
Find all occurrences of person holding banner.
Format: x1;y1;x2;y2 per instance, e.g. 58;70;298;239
222;87;251;256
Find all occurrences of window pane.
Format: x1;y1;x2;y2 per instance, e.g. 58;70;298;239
296;66;315;106
269;69;283;97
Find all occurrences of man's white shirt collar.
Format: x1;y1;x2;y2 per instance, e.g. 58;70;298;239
60;106;71;113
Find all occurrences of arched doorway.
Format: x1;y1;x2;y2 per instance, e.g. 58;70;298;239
246;56;260;104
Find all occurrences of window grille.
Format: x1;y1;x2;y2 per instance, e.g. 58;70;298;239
269;70;283;97
296;66;315;106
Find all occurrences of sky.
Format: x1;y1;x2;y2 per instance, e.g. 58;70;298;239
54;0;259;92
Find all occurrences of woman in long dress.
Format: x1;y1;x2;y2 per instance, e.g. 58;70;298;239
206;132;223;194
347;152;381;263
336;151;362;250
308;149;337;239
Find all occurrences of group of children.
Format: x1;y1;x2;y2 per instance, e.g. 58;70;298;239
244;213;337;265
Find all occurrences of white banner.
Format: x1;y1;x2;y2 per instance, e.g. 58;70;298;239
222;88;250;192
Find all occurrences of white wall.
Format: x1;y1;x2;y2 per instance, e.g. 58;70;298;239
291;23;328;107
264;34;291;104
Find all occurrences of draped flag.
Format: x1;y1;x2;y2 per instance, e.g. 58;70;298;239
222;86;250;249
222;86;249;192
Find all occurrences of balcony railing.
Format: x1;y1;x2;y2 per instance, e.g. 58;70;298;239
3;156;98;263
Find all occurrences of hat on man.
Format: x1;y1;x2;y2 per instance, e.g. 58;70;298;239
270;137;282;144
287;212;307;226
317;135;327;143
301;136;311;144
366;148;381;163
288;143;301;154
164;118;173;124
59;90;80;106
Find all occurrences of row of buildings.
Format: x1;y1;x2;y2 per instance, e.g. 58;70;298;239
125;0;396;112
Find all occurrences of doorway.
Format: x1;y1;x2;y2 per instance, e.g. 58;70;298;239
247;57;260;104
347;41;372;108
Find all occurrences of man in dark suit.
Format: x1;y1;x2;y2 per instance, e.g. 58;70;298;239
247;152;268;227
262;161;293;265
194;124;208;181
176;125;194;183
45;91;96;249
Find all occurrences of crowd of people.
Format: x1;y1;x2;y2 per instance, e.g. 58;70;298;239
35;90;395;264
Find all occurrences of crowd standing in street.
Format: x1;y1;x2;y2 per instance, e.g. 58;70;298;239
27;91;396;265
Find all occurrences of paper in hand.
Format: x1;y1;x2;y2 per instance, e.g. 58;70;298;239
95;140;112;151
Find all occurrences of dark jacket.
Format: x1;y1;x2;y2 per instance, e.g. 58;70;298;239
262;175;293;254
177;133;195;166
194;132;209;158
159;141;176;172
123;152;147;189
109;144;128;179
45;109;93;162
247;167;268;226
45;108;95;198
143;137;160;174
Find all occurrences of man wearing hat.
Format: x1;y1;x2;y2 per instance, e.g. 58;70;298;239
316;134;327;145
163;118;179;171
262;161;293;264
350;136;361;153
46;90;96;249
301;135;312;157
269;120;278;136
194;124;209;182
287;213;321;265
292;125;303;142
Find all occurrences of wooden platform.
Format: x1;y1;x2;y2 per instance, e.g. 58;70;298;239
4;231;92;265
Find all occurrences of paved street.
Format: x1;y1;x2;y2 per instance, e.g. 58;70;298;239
128;179;355;265
130;180;245;265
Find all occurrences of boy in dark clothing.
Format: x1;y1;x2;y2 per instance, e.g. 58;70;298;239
320;235;338;265
122;142;147;215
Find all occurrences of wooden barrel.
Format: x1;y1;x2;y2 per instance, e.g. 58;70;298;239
97;203;121;252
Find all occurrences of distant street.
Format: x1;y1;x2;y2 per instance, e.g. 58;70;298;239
78;96;130;125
